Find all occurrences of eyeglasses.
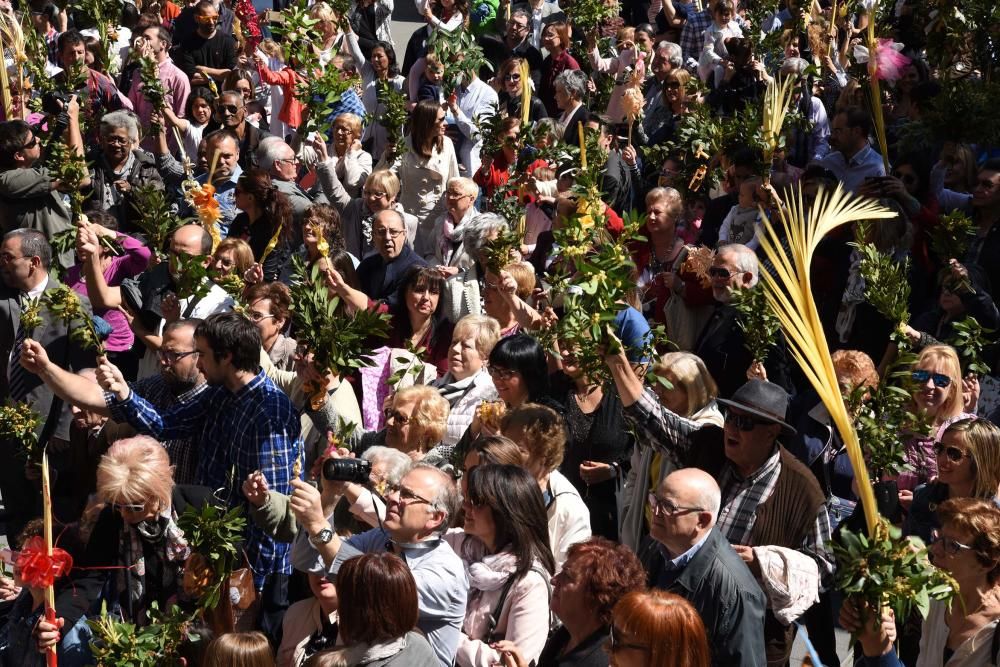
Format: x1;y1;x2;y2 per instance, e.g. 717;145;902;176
383;408;411;425
195;14;219;24
157;349;199;363
373;228;405;239
647;493;703;517
385;482;433;506
20;135;38;150
929;533;974;557
446;191;472;198
248;311;275;323
276;156;300;166
112;501;147;514
911;369;952;388
0;253;26;263
504;73;521;82
708;266;733;279
488;367;517;381
609;625;649;654
724;411;770;432
933;442;970;463
364;190;388;199
104;135;131;145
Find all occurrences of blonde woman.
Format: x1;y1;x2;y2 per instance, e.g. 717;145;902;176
618;352;722;552
433;315;501;446
84;436;206;625
905;418;1000;542
898;344;972;497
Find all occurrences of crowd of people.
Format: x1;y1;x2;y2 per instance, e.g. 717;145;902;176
0;0;998;664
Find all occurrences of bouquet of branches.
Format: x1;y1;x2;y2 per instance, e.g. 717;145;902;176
289;256;392;408
74;0;123;74
297;65;361;140
270;0;322;68
0;402;42;466
567;0;621;34
40;285;104;353
376;80;409;160
138;56;168;135
475;102;505;160
427;30;490;102
481;223;523;275
949;316;994;376
170;252;215;303
666;91;724;195
89;601;195;667
177;504;246;610
731;284;781;364
852;225;911;339
832;519;957;625
130;184;185;258
929;211;975;264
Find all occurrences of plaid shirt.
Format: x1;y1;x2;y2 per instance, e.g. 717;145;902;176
108;371;303;589
127;375;209;485
623;389;835;582
679;9;713;68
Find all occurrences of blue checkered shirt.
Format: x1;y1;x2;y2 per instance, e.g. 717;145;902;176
107;370;303;589
680;9;713;67
127;375;209;485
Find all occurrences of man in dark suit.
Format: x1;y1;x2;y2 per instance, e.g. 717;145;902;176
694;243;792;399
0;229;96;538
586;113;635;216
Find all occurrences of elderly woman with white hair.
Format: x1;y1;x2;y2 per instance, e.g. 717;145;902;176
433;314;502;446
432;203;505;324
85;110;164;232
81;436;214;625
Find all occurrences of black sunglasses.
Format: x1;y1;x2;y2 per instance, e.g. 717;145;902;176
724;411;771;432
933;442;969;463
708;266;732;279
217;104;241;114
911;369;952;388
20;135;38;151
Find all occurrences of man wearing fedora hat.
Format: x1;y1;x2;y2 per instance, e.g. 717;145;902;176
606;350;832;667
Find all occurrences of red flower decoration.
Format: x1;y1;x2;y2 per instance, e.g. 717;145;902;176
16;537;73;589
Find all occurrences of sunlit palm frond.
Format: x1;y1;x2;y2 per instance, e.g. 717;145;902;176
757;184;897;534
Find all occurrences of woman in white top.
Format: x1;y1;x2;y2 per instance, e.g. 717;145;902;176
415;0;468;34
379;99;460;260
326;113;373;200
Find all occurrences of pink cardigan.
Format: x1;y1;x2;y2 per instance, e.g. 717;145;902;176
445;531;552;667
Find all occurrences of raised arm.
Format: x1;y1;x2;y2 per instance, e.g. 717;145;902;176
19;340;112;416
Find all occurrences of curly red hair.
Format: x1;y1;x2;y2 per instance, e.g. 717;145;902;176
560;537;647;624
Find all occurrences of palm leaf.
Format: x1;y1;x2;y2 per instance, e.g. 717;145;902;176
756;184;896;535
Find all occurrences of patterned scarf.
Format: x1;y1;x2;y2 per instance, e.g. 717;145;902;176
118;510;191;604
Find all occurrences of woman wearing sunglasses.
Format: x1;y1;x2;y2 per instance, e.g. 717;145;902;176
904;418;1000;543
605;590;710;667
897;345;973;501
842;497;1000;667
81;436;214;626
495;57;548;123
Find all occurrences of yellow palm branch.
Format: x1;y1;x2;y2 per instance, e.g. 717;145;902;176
756;184;897;535
761;74;797;172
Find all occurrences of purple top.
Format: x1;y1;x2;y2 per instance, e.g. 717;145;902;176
66;234;151;353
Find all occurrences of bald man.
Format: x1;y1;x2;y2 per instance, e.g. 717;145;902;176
646;468;767;666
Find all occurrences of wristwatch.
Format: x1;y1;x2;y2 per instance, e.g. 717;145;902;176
309;528;334;546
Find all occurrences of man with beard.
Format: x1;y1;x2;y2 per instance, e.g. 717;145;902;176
20;319;208;484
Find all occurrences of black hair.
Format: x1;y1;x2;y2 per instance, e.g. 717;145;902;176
194;311;262;373
488;333;549;402
836;106;873;136
893;151;932;201
0;120;32;170
392;265;446;343
466;464;555;577
57;29;85;54
187;86;217;117
372;40;400;78
729;145;762;169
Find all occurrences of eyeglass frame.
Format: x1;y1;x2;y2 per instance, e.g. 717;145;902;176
647;493;704;517
373;227;405;239
383;407;411;426
707;266;733;279
384;482;434;507
929;532;974;558
933;442;970;464
488;366;517;381
608;624;650;654
157;349;200;364
112;501;148;514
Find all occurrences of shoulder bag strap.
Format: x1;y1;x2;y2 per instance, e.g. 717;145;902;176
485;573;521;645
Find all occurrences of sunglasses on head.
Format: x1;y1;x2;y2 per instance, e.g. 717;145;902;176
933;442;969;463
911;369;952;388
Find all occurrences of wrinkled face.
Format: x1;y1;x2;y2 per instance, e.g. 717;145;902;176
928;524;984;578
384;395;421;452
273;146;299;182
333;118;357;152
60;41;86;67
372;213;406;260
506;16;528;44
722;407;781;474
101;126;134;162
652;50;673;81
449;335;484;380
212;248;237;276
709;250;750;302
215;94;245;129
649;475;706;553
912;359;955;417
651;374;689;415
382;469;442;541
935;430;975;490
446;185;475;220
207;137;239;181
550;559;591;623
554;83;571;112
645;196;677;236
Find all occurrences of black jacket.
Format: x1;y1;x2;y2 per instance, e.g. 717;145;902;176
645;528;768;667
85;149;164;234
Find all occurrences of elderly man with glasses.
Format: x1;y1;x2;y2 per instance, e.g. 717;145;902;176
355;209;428;307
606;339;834;667
290;462;468;667
644;468;767;666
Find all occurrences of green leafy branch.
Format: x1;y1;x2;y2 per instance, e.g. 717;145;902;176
475;102;505;160
170;252;214;303
176;503;246;611
88;601;195;667
138;56;168;135
833;519;958;628
731;284;781;363
40;284;103;353
376;80;409;160
0;402;42;466
427;29;490;100
949;316;994;376
130;184;186;258
929;211;975;264
852;226;911;333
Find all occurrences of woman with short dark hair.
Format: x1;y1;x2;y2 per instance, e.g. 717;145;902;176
488;334;550;409
447;464;555;667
